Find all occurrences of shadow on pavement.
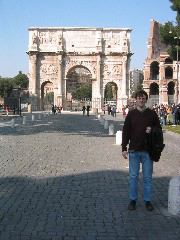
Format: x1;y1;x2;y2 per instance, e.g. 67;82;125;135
0;114;124;137
0;170;179;240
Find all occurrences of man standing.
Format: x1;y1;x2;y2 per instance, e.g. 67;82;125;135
82;106;86;116
86;105;90;116
122;90;161;211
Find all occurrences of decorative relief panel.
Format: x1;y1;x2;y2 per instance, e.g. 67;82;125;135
103;63;122;79
103;32;121;47
39;64;58;84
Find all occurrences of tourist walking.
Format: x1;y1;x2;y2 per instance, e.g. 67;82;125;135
112;105;116;117
102;105;106;114
51;104;56;115
86;105;90;116
108;105;111;115
121;90;162;211
82;106;86;116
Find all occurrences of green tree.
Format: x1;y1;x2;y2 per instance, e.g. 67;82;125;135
160;22;180;60
0;77;14;97
105;83;113;99
170;0;180;24
72;84;92;99
13;71;29;88
160;0;180;59
44;92;54;104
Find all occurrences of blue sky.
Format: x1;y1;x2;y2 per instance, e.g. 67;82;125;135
0;0;176;77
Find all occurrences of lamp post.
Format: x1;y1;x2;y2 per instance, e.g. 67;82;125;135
174;36;180;104
18;86;22;116
169;21;179;104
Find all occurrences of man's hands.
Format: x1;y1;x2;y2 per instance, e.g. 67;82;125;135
122;151;128;159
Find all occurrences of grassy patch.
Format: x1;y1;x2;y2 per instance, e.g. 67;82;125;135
163;125;180;134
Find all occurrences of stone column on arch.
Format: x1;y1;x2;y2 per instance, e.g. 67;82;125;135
144;62;150;81
160;84;168;105
55;54;63;107
143;84;150;96
29;53;37;95
117;57;128;111
28;52;39;108
121;56;128;98
95;54;102;111
159;62;168;105
159;61;165;81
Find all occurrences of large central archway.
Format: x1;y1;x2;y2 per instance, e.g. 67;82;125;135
65;66;92;110
66;66;92;100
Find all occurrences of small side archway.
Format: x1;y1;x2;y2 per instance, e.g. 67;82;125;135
165;66;173;79
104;82;118;104
41;81;54;110
168;81;175;104
150;61;159;80
149;82;159;105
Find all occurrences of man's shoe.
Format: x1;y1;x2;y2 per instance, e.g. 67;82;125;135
145;201;154;211
128;200;136;210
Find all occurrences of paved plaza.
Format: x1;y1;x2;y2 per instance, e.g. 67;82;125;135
0;112;180;240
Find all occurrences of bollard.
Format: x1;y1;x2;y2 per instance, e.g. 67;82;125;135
97;114;101;119
100;117;104;125
104;120;109;129
28;104;32;113
109;124;114;135
11;119;15;128
38;113;41;120
101;119;105;125
98;115;104;125
32;114;35;122
168;176;180;215
22;116;27;125
116;130;122;145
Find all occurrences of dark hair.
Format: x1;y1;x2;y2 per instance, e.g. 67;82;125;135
135;90;148;100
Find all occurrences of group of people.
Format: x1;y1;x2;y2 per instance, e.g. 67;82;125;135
102;105;117;117
82;105;90;116
0;104;11;116
51;104;62;115
152;103;180;126
122;102;180;126
122;105;129;118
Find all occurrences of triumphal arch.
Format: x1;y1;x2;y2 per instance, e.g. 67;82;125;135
27;27;132;111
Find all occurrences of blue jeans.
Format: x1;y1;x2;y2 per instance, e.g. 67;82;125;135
129;151;153;202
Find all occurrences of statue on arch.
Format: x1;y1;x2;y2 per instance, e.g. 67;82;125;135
32;32;37;45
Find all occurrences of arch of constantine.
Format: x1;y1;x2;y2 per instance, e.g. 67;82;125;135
27;27;132;111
